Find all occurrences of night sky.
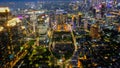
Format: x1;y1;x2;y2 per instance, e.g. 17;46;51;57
0;0;38;1
0;0;38;2
0;0;73;2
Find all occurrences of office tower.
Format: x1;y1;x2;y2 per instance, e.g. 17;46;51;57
90;24;100;39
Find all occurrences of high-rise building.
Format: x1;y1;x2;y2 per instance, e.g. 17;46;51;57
56;14;62;24
55;9;67;24
0;7;11;23
90;24;100;39
72;15;77;29
84;20;88;31
62;12;67;24
78;12;83;26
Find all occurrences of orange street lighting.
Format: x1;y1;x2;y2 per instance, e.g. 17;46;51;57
118;25;120;32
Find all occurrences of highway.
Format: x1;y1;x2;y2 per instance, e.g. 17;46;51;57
4;38;38;68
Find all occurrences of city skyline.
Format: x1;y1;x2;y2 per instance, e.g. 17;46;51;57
0;0;120;68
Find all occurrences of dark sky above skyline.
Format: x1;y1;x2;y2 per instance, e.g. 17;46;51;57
0;0;39;1
0;0;73;2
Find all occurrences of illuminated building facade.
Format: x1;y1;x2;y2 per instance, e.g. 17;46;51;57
0;7;11;22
